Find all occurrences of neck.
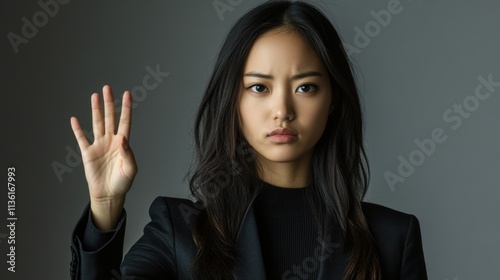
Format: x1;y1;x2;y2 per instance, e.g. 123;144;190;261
256;153;312;188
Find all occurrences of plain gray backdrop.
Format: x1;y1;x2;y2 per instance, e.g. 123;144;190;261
2;0;499;279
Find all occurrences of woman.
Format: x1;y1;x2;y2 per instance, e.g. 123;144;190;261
69;1;427;279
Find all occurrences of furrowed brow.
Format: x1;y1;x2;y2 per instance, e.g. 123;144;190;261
291;71;322;80
243;72;273;79
243;71;322;80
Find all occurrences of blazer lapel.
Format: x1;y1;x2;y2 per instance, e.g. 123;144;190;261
234;205;267;280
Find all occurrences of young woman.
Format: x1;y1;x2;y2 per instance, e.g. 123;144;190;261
69;1;427;279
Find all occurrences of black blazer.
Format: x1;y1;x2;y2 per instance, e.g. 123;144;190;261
70;196;428;280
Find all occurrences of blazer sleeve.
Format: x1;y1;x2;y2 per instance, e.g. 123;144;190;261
400;215;428;280
70;203;126;280
70;197;178;280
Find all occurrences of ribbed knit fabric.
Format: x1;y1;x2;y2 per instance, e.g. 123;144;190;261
253;180;320;279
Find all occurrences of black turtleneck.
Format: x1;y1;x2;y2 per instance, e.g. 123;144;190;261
253;181;320;279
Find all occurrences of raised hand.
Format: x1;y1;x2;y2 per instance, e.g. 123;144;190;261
70;85;138;231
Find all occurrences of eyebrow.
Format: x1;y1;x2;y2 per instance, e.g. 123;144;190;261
243;70;323;80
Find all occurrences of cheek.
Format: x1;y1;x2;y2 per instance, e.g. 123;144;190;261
299;98;332;139
238;96;263;139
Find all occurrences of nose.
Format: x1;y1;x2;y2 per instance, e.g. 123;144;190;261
272;86;295;123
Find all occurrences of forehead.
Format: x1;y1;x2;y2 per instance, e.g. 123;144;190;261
243;28;325;74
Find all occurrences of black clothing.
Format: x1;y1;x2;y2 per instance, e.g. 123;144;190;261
70;187;428;279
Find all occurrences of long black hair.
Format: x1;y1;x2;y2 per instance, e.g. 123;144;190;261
188;1;380;279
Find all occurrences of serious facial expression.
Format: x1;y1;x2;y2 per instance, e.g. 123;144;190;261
238;28;333;166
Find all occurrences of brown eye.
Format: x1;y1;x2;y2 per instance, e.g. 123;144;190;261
297;84;317;93
249;84;268;93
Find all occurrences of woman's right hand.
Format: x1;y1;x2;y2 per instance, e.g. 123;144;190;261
70;85;138;231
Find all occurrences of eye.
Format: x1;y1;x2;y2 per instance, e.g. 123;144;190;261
248;84;268;93
296;84;318;93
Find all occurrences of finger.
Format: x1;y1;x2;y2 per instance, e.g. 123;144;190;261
91;93;104;138
70;117;90;150
103;85;116;134
119;136;138;182
117;91;132;140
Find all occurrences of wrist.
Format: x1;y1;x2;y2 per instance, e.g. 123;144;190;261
90;197;125;232
90;196;125;208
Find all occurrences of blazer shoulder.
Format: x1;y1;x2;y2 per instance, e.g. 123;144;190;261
361;201;420;229
148;196;196;215
360;202;422;253
121;196;199;279
361;202;428;279
148;196;200;226
361;202;427;278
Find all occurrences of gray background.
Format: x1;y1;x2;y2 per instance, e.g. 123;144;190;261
2;0;499;279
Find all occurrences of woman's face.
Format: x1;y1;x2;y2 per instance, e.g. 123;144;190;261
238;28;332;167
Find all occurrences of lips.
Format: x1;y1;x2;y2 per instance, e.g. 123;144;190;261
268;127;297;136
267;127;298;143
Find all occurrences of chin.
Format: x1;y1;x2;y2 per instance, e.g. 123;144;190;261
258;149;307;163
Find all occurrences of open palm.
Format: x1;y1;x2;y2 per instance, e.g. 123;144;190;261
70;85;137;203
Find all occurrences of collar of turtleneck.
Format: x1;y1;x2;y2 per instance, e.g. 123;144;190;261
253;180;315;218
